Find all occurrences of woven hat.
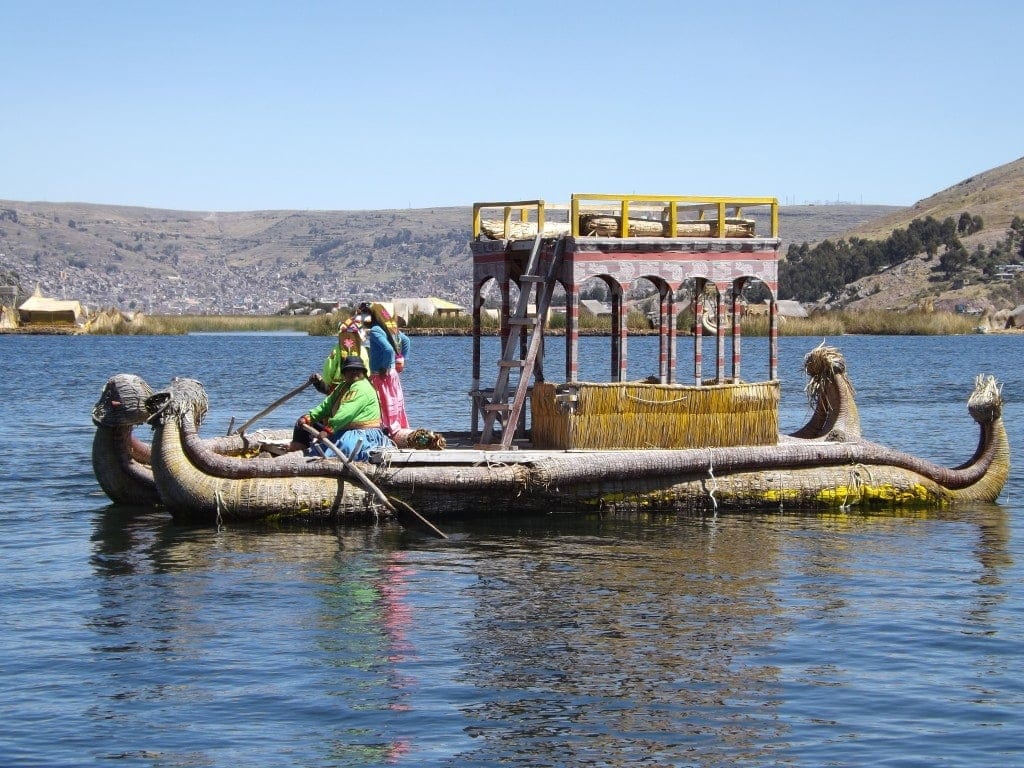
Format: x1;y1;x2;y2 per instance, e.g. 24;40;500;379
341;356;367;373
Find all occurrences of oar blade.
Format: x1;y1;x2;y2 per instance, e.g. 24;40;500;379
389;496;448;539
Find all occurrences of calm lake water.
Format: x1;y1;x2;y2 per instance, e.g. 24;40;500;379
1;333;1022;767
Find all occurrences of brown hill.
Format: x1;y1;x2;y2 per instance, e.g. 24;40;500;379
3;157;1022;316
835;156;1024;313
848;156;1024;240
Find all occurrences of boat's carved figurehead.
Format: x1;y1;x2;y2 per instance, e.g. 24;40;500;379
92;374;154;428
791;343;861;441
146;377;209;429
845;372;1009;502
955;374;1011;499
91;374;160;506
968;374;1003;426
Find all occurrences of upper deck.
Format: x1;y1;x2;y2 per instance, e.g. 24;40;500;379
469;193;781;290
472;192;779;241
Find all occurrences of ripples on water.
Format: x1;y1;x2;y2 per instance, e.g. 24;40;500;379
1;333;1022;766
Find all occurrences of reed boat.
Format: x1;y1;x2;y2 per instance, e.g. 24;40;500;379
91;193;1011;525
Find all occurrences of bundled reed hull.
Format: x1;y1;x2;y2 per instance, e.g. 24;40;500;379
91;426;160;506
150;414;379;524
91;373;160;506
143;410;1009;523
490;432;1010;514
90;346;1010;525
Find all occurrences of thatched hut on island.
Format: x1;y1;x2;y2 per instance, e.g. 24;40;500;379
17;287;85;328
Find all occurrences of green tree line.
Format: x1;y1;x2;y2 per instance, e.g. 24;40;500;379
778;213;1024;304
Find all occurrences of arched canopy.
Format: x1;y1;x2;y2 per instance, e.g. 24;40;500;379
467;194;781;441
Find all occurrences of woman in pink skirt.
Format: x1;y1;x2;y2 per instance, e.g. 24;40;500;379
359;302;410;434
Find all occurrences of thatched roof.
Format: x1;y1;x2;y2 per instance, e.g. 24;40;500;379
580;300;612;317
392;297;464;320
776;300;808;318
17;287;84;324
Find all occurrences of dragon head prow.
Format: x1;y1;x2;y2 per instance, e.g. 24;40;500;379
146;377;209;427
968;375;1003;424
92;374;154;427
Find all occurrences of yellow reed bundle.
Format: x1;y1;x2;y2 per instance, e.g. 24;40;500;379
480;220;572;240
531;380;779;450
582;216;665;237
580;216;756;238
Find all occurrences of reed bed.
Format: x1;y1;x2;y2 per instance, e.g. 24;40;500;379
835;310;979;335
404;312;490;331
88;312;314;335
81;308;981;337
696;310;977;337
546;310;652;332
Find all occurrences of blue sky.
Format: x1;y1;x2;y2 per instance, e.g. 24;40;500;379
2;0;1021;212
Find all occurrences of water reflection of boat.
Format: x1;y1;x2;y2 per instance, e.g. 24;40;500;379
90;193;1010;525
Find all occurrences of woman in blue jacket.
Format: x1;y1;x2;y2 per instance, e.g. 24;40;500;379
359;302;410;434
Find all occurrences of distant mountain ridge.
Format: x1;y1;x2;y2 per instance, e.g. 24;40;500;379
1;160;1022;314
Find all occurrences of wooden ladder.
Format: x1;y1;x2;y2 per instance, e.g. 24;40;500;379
478;235;565;449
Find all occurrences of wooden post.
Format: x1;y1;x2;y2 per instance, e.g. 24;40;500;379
667;290;677;384
716;288;726;383
566;282;579;382
694;281;703;385
731;283;742;382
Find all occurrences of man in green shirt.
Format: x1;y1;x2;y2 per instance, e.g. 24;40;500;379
289;356;394;461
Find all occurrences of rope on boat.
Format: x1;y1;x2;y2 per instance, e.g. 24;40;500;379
474;455;531;498
370;453;405;515
705;450;719;513
376;451;394;473
836;463;871;509
214;490;225;529
469;454;515;474
623;391;690;406
852;463;870;503
373;452;420;511
247;428;274;444
145;396;173;425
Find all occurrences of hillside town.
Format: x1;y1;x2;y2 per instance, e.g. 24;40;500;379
0;201;472;316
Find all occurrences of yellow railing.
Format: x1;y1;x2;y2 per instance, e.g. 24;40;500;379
472;194;779;239
472;199;547;240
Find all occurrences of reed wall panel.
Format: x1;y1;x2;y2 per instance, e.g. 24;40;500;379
531;381;780;450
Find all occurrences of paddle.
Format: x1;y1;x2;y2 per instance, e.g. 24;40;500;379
301;423;447;539
233;376;318;436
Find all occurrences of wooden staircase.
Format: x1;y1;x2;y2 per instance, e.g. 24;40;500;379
477;235;565;449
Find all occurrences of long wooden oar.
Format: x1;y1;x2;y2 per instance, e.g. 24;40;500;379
302;423;447;539
234;378;316;436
